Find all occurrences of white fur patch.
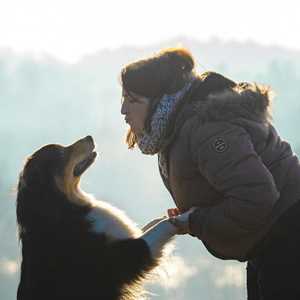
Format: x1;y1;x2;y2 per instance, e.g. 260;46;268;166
86;197;142;240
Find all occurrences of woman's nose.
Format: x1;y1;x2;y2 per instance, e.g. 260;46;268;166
121;101;127;115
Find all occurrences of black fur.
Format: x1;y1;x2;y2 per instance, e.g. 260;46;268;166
16;143;156;300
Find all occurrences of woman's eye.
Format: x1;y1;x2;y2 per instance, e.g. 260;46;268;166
125;96;137;103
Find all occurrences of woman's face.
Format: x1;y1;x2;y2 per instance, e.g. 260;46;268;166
121;89;150;137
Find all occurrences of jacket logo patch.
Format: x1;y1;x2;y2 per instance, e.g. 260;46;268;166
213;137;228;153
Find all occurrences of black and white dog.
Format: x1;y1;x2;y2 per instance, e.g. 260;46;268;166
16;136;176;300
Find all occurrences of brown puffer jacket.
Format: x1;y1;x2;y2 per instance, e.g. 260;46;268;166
159;73;300;261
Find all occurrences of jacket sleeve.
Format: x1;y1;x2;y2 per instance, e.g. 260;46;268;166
188;121;280;258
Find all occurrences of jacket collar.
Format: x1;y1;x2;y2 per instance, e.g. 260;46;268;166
161;72;273;151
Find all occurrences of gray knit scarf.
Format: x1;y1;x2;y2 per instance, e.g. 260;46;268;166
137;78;195;177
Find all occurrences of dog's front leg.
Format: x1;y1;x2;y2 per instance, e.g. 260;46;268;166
141;216;168;232
140;219;177;258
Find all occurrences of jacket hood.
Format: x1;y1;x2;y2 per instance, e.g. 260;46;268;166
194;72;274;124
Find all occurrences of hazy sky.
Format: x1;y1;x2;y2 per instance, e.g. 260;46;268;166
1;0;299;62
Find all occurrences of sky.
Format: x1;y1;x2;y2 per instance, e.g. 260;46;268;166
0;0;299;63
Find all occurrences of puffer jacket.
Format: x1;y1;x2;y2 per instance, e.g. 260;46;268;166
159;73;300;261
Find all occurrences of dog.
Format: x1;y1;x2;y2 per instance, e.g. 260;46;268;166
16;136;177;300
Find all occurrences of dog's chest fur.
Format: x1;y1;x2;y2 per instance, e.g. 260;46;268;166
86;200;142;240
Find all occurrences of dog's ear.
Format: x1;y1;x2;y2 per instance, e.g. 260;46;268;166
22;157;51;188
16;169;64;235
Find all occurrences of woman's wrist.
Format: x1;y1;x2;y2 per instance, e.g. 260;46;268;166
167;207;198;235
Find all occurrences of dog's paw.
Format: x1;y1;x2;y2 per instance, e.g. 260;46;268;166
141;216;168;232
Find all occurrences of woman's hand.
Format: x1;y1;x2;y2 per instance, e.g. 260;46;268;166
168;207;197;234
167;208;180;218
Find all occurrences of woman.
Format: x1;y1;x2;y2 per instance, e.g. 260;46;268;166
120;47;300;299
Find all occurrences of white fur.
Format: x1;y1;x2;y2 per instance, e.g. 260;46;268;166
85;194;177;259
86;196;142;240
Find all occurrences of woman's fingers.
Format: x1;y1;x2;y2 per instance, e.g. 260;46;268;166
167;209;173;217
169;207;198;234
167;208;180;217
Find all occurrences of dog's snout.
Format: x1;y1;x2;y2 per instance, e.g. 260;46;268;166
68;136;95;151
85;135;93;143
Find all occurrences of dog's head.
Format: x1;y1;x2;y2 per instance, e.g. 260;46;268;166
17;136;97;235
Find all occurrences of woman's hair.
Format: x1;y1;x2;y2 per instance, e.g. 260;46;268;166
120;47;196;148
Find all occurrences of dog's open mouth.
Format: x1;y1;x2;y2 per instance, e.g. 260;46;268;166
73;151;97;177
